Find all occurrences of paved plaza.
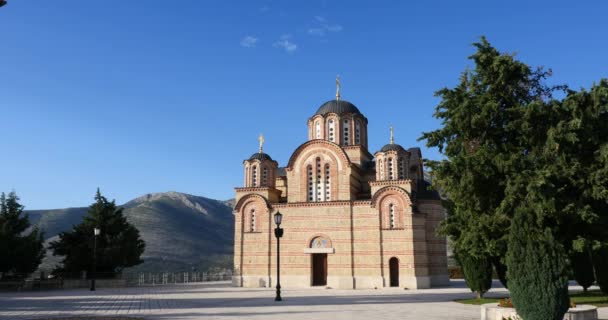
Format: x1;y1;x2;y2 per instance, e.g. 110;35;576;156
0;280;606;320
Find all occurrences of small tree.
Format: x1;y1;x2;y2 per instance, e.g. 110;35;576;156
457;251;492;299
593;246;608;295
571;249;595;293
507;207;569;320
0;191;45;279
0;192;45;278
50;189;145;276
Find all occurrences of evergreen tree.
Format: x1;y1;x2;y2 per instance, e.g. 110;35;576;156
571;249;595;293
50;189;145;276
507;205;570;320
0;191;45;279
457;251;492;299
593;246;608;294
492;257;508;289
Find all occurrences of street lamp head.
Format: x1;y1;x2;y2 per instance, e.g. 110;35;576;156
94;228;101;236
274;211;283;226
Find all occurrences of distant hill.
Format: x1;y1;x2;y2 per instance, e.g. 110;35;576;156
26;192;234;273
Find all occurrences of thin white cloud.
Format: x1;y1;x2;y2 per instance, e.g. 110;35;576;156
240;36;258;48
308;16;343;37
273;35;297;53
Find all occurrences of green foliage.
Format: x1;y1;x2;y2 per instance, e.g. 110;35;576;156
507;207;570;320
593;246;608;295
50;189;145;275
492;257;508;289
457;251;492;299
0;191;45;279
571;249;595;292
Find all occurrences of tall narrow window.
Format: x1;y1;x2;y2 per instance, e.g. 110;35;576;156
388;158;394;180
252;165;258;187
343;119;350;145
355;121;361;145
324;164;331;201
307;165;314;201
379;159;385;180
262;167;268;186
315;121;321;139
389;204;395;229
398;158;405;180
328;119;335;142
316;158;322;201
250;209;256;232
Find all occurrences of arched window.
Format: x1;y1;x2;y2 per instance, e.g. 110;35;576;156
328;119;335;142
388;158;394;180
262;167;268;186
324;164;331;201
307;165;314;201
252;165;258;187
343;119;350;145
250;209;256;232
316;157;322;201
315;121;321;139
355;121;361;145
398;158;405;180
389;204;395;229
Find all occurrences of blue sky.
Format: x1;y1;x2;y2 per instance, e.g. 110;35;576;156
1;1;606;209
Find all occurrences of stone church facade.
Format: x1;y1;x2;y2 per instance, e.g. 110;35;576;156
233;85;448;289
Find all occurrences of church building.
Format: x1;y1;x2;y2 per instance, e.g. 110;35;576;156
233;79;448;289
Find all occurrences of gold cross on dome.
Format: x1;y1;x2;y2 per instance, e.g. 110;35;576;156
258;134;265;153
335;75;341;100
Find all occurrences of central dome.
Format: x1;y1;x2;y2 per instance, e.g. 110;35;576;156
315;99;362;116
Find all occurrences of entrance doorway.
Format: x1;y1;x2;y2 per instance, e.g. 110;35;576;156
389;257;399;287
311;253;327;286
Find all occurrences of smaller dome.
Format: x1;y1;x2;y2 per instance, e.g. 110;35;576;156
248;152;273;161
315;100;362;116
379;143;406;153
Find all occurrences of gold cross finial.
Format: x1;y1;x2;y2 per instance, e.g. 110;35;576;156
335;75;341;100
258;133;265;153
390;125;394;144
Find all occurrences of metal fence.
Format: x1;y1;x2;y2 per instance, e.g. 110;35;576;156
0;270;233;291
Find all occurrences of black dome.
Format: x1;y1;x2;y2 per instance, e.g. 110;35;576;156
379;143;406;153
248;152;273;161
315;99;362;116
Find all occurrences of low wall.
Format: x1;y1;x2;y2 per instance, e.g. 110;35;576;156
63;279;127;289
481;303;598;320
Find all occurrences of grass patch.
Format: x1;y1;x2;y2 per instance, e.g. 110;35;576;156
454;290;608;307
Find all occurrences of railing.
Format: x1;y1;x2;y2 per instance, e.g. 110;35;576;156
0;270;233;291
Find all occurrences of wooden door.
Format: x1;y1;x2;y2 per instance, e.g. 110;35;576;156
312;254;327;286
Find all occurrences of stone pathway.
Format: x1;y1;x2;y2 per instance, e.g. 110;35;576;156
0;280;606;320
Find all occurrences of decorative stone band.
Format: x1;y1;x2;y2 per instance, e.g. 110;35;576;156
303;248;335;254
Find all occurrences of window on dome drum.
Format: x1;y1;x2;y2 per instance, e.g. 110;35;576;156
262;167;268;186
315;121;321;139
307;165;313;201
355;121;361;145
250;209;256;232
389;204;395;229
388;158;394;180
399;158;405;180
328;119;335;142
252;165;258;187
324;164;331;201
379;160;385;180
343;119;350;145
316;157;323;201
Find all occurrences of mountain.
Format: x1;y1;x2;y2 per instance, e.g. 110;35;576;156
26;192;235;273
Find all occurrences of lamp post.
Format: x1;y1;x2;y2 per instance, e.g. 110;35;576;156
90;227;100;291
273;211;283;301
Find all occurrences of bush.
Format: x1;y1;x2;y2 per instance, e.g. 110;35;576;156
571;250;595;292
593;246;608;295
506;208;569;320
458;252;492;299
